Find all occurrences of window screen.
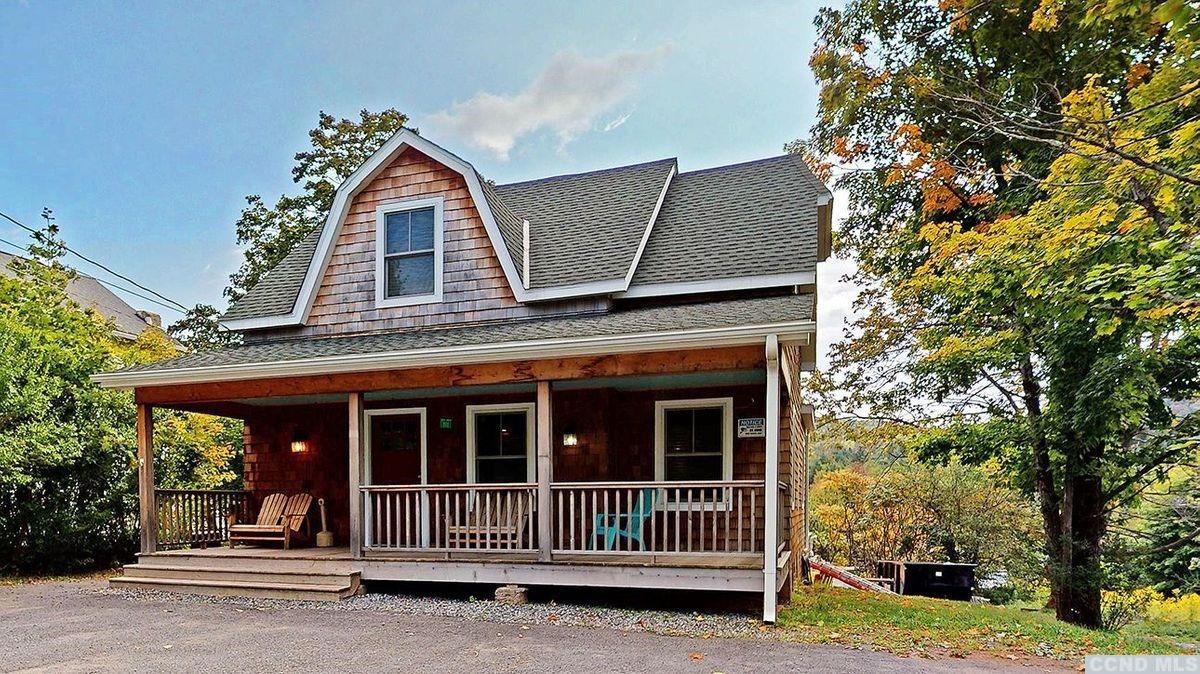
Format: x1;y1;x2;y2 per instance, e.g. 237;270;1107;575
383;207;435;297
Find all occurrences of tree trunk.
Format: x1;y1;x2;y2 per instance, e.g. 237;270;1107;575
1053;471;1105;627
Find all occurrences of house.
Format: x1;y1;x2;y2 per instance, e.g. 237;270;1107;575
95;129;831;622
0;250;167;341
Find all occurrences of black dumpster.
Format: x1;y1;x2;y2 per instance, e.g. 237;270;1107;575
876;560;976;601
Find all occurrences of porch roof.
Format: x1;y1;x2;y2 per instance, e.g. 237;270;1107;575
94;294;815;388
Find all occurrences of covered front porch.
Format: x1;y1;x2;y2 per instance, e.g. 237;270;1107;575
125;342;809;620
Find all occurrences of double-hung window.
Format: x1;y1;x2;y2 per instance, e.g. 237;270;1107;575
375;197;443;307
654;398;734;507
466;403;536;484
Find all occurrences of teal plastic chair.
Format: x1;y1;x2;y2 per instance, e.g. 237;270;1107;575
593;487;658;550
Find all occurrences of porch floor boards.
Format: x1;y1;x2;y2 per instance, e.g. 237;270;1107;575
119;545;765;598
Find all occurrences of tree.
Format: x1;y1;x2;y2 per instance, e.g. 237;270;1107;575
168;304;238;350
226;109;409;301
798;0;1198;625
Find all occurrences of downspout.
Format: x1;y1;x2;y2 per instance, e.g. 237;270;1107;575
763;334;781;623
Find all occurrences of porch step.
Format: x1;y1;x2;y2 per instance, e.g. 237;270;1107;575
110;562;361;601
110;574;358;601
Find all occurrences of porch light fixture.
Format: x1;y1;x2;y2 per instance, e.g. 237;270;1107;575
562;431;579;447
291;431;310;453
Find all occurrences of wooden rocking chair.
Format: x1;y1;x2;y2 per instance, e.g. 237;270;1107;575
229;493;313;549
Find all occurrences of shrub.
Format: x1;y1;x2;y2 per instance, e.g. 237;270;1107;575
1146;593;1200;624
1101;588;1160;631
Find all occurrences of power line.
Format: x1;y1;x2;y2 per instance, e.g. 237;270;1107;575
0;209;191;313
0;236;184;314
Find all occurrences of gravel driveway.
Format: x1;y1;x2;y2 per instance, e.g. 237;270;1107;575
1;580;1068;673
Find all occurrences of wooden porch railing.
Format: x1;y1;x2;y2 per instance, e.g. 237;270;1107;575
549;480;766;554
361;483;538;552
154;488;249;549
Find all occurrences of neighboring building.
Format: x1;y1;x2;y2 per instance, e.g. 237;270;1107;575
0;251;165;341
96;129;831;622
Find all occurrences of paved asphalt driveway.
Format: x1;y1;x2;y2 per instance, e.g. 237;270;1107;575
1;581;1068;673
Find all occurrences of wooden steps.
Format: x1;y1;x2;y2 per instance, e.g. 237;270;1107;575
110;553;361;601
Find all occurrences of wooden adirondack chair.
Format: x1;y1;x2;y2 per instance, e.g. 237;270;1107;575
445;492;531;549
593;487;658;551
229;493;313;549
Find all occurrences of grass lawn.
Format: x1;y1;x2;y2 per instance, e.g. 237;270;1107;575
775;586;1197;660
0;569;115;586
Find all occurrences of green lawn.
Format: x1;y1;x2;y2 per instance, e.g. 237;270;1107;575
775;586;1195;660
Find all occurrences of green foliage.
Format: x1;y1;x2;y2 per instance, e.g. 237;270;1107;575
777;585;1183;659
167;303;239;351
1101;587;1159;631
811;460;1043;584
799;0;1200;625
226;109;409;301
0;232;242;573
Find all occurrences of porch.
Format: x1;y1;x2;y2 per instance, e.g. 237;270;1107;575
121;343;810;620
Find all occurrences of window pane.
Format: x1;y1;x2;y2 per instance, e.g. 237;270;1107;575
408;208;435;250
664;409;693;454
475;411;528;483
477;457;527;484
692;407;723;454
385;253;435;297
475;412;527;457
385;211;410;254
665;454;722;481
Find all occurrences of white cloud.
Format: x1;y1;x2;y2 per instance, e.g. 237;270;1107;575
603;112;632;132
424;45;672;159
817;188;860;371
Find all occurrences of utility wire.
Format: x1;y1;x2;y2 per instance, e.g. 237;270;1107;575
0;236;185;315
0;209;191;313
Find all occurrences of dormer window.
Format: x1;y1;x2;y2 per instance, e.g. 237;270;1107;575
375;197;444;307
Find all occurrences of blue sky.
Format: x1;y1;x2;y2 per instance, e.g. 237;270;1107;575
1;1;849;351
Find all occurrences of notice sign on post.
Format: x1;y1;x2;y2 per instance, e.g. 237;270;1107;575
737;417;766;438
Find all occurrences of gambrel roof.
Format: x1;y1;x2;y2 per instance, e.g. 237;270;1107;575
220;129;831;331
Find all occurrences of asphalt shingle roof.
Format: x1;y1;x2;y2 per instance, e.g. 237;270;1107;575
222;227;322;321
120;294;814;375
494;158;676;288
629;154;826;287
219;139;828;324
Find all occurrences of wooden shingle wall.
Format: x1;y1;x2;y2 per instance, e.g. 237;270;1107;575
290;147;605;339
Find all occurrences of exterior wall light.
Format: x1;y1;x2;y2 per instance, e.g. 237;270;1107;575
562;432;579;447
291;432;310;453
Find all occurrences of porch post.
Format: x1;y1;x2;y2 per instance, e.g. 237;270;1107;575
536;381;553;562
763;335;781;623
136;403;157;555
348;392;364;558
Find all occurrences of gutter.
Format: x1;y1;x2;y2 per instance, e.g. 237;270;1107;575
91;319;816;390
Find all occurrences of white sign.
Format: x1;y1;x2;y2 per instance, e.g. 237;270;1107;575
737;417;765;438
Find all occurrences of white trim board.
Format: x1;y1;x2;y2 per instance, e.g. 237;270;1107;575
619;272;817;299
93;320;815;389
466;403;537;484
373;197;445;308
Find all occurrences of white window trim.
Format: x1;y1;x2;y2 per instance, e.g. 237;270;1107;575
654;397;735;511
465;403;536;484
363;407;427;486
374;196;445;308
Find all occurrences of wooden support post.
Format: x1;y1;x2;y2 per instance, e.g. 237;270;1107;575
763;335;781;623
348;392;364;558
136;403;157;555
536;381;553;562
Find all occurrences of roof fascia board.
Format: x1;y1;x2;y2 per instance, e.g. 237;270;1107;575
623;161;676;289
226;130;530;331
92;319;816;389
618;271;818;299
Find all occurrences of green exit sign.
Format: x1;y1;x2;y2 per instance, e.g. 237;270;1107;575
439;418;453;430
